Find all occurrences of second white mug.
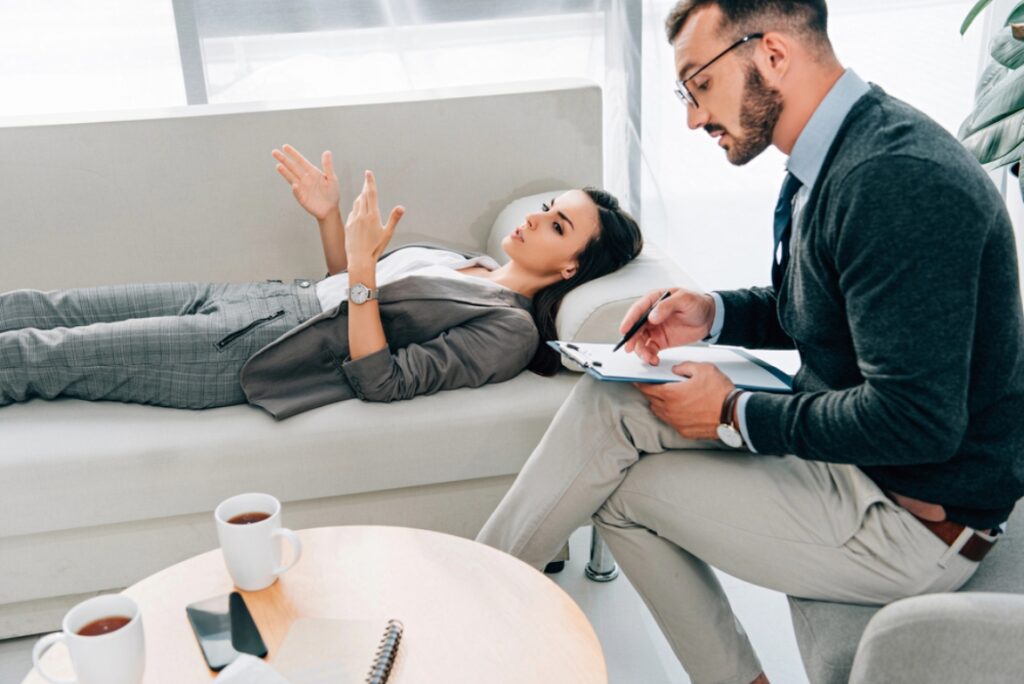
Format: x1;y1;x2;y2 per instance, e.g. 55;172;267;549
214;492;303;591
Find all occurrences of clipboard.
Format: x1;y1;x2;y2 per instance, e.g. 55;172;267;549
549;341;793;392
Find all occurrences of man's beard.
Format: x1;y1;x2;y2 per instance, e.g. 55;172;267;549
724;64;783;165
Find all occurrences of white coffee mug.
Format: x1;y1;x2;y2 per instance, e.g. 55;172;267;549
32;594;145;684
215;492;303;591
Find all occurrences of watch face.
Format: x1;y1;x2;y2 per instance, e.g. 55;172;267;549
716;424;743;448
349;283;369;304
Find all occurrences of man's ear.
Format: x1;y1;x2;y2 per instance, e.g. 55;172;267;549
758;31;791;83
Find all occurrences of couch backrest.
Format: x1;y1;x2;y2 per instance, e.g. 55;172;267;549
0;81;602;291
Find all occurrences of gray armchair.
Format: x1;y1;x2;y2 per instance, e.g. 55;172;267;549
788;504;1024;683
848;592;1024;683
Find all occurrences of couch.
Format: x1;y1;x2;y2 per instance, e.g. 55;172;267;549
0;81;694;638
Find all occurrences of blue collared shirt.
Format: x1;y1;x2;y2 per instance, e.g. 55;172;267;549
707;69;871;451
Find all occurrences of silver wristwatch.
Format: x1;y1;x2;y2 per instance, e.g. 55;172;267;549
346;282;379;305
716;389;745;448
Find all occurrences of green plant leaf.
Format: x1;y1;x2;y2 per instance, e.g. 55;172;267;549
960;106;1024;169
962;0;995;35
959;66;1024;168
991;26;1024;68
961;65;1024;135
976;60;1010;100
1005;0;1024;25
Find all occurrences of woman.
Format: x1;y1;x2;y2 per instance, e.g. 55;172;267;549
0;145;642;419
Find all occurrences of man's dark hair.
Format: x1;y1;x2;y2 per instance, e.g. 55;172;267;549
665;0;831;53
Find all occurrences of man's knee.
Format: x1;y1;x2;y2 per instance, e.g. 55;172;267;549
592;486;635;531
567;373;647;420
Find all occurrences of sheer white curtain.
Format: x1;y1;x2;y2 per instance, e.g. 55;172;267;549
0;1;185;118
639;0;986;292
0;0;643;217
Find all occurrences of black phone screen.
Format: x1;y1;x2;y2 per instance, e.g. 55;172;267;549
185;591;268;671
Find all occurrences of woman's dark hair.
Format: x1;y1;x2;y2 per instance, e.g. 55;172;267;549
528;187;644;376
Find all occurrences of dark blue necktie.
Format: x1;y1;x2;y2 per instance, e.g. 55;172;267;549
771;172;802;292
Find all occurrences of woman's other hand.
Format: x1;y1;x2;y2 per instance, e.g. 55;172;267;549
621;288;716;365
272;144;340;221
345;170;405;267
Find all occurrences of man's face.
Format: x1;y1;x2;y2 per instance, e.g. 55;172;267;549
673;7;783;165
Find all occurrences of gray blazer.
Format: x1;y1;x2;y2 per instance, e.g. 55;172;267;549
239;244;539;420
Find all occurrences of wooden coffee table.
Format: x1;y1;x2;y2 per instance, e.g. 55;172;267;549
23;526;606;683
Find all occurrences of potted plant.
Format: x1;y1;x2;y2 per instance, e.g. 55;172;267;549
959;1;1024;196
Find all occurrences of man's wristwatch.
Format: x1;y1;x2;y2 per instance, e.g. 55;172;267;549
346;282;379;305
716;389;745;448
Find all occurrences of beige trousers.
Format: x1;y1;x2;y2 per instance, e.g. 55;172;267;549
476;375;979;684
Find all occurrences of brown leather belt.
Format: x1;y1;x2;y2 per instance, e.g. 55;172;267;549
912;516;996;562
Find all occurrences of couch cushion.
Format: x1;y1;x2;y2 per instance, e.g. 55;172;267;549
788;503;1024;684
487;191;699;367
0;371;579;539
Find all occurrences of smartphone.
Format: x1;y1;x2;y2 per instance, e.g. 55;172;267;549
185;591;268;671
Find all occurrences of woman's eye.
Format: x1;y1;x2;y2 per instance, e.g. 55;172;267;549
696;79;710;92
553;222;564;235
541;202;550;212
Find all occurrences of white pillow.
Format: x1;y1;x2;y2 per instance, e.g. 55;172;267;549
486;191;700;369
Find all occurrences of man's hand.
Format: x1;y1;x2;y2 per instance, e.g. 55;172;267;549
272;144;340;221
621;288;716;365
344;170;404;267
635;362;735;440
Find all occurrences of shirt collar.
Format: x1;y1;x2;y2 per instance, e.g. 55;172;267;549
786;69;870;189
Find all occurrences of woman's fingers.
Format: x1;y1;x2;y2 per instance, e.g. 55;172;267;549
322;150;334;179
364;170;378;208
282;144;316;173
275;163;298;185
384;206;405;236
272;148;305;182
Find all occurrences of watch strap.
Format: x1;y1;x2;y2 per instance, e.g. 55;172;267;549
720;388;744;426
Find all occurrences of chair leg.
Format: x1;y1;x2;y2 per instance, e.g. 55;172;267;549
585;526;619;582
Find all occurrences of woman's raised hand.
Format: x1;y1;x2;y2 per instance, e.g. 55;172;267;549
344;170;405;267
272;144;340;221
621;288;716;365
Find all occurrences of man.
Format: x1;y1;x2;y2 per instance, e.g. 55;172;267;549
476;1;1024;683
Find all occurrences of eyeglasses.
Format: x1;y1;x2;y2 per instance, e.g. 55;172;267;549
674;33;764;109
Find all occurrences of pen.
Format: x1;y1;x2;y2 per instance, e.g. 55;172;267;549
612;290;672;353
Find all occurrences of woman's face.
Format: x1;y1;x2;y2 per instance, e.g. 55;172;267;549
502;190;601;281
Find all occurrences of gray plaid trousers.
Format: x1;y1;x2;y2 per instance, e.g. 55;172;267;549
0;280;321;409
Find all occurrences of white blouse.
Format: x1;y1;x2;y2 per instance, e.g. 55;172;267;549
315;247;503;311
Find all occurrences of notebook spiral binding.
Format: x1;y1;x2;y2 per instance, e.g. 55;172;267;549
366;619;404;684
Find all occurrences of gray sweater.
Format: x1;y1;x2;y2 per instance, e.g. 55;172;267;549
717;87;1024;529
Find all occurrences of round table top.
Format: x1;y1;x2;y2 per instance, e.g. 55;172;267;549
24;525;606;683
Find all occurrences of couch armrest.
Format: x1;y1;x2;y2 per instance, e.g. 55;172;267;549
849;593;1024;684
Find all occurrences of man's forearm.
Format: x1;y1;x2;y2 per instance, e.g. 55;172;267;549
715;287;796;350
318;208;347;275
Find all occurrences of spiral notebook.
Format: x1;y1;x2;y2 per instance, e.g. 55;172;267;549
272;618;403;684
549;341;792;392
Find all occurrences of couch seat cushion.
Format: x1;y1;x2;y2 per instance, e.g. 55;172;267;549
1;371;579;539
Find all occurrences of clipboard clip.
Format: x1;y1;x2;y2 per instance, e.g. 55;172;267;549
559;343;592;369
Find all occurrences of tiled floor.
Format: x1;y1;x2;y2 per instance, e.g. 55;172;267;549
0;526;809;684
